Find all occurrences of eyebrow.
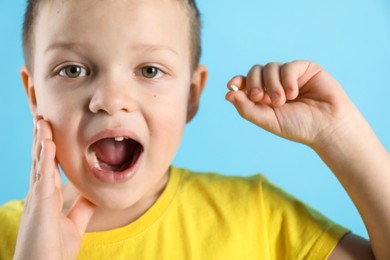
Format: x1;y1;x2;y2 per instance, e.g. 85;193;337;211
45;42;88;54
131;43;179;57
45;42;179;57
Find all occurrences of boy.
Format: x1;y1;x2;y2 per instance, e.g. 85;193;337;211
0;0;389;259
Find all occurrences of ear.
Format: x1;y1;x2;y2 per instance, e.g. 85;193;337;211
21;66;38;116
187;65;208;123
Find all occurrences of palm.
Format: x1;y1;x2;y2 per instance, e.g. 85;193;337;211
60;215;86;258
14;120;95;260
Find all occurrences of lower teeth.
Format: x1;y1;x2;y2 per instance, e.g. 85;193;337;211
89;150;103;171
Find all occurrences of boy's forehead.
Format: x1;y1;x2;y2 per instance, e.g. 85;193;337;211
35;0;191;60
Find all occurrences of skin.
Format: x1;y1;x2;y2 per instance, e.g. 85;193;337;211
226;62;389;259
13;0;390;259
25;0;207;227
16;0;207;258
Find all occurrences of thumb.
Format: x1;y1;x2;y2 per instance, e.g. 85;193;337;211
226;89;275;130
67;195;96;235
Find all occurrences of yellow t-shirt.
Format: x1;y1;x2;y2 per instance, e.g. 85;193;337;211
0;167;348;259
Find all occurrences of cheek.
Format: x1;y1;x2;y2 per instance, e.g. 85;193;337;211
46;105;80;170
146;91;189;155
49;109;85;186
34;82;84;165
37;92;77;142
35;81;70;119
34;80;84;131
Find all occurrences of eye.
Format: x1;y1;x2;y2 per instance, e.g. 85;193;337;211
58;65;88;78
140;66;163;79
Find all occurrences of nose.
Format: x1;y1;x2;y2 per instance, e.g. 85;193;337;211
89;75;137;115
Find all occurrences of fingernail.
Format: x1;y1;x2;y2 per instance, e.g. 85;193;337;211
33;119;37;134
225;94;234;103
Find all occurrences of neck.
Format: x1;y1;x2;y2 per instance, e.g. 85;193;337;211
62;173;169;232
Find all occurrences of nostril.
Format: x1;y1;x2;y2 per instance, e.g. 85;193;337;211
88;96;104;114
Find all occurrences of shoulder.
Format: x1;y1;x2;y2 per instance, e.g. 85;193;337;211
172;166;266;197
0;200;24;259
170;166;271;219
0;200;24;223
172;167;349;258
0;200;24;235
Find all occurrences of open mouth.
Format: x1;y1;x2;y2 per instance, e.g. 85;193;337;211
87;136;143;174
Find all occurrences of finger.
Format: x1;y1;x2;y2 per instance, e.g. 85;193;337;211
32;115;43;137
226;90;277;131
33;139;57;200
263;62;286;107
282;60;325;88
54;165;64;212
226;76;272;106
30;115;47;190
32;115;43;133
23;191;32;214
280;62;300;100
33;119;53;162
31;123;39;183
227;75;246;92
67;196;96;236
26;161;37;213
246;64;266;102
54;160;62;190
31;115;44;161
29;158;37;190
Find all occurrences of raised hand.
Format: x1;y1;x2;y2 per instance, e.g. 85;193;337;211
13;118;96;260
226;61;390;259
225;61;356;147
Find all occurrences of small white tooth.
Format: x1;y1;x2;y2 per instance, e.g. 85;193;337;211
115;136;125;141
229;84;239;92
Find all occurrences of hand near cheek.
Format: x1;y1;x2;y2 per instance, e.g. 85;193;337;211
14;118;96;260
225;61;354;146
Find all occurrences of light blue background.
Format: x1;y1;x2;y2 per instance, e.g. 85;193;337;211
1;0;390;239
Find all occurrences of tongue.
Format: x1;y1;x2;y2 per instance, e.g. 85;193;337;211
90;138;132;166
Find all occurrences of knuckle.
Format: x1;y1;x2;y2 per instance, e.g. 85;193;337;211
264;62;279;70
283;84;296;94
281;62;294;74
247;78;261;89
249;64;262;73
246;82;260;92
286;60;297;67
272;89;283;98
264;62;272;69
264;76;281;90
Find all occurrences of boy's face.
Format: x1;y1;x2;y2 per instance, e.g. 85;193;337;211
22;0;206;209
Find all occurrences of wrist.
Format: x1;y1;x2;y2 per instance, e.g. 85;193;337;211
310;108;366;155
310;107;388;176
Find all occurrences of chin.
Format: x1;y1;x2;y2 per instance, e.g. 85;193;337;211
89;193;140;211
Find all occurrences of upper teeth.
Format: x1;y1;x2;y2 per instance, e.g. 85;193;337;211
115;137;125;141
